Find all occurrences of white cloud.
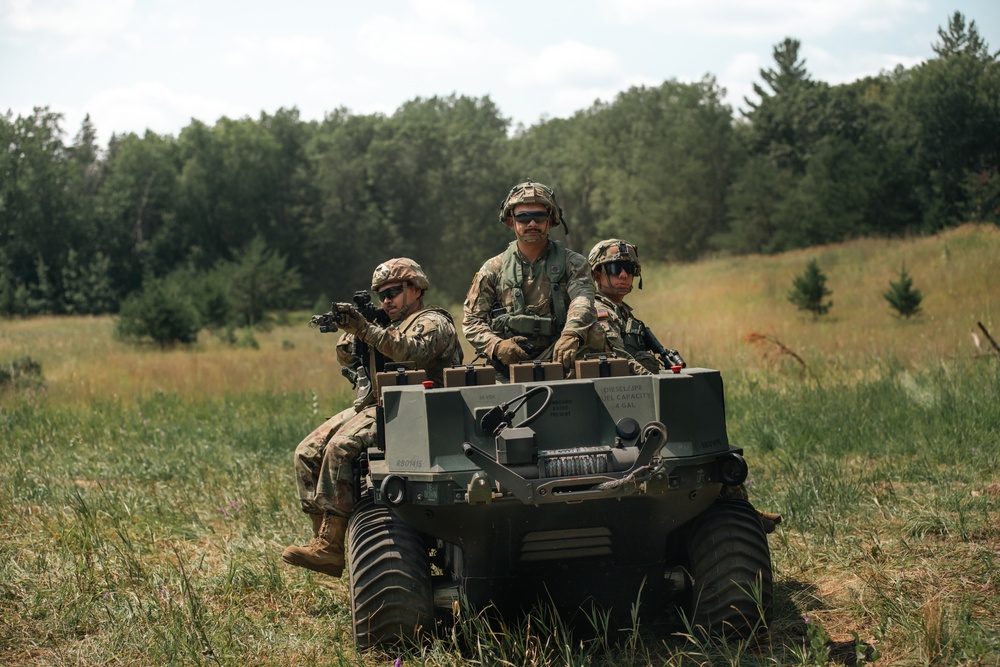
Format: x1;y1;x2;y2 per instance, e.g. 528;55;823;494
223;35;338;72
546;75;658;114
598;0;932;38
410;0;490;32
507;41;621;87
355;15;487;69
719;51;762;109
4;0;134;53
354;0;503;71
811;48;928;85
298;75;396;118
78;81;240;142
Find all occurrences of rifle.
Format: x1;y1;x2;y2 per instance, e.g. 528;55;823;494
309;290;392;334
309;290;393;405
642;326;686;369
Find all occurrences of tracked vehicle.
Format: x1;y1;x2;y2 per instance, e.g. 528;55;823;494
347;363;772;648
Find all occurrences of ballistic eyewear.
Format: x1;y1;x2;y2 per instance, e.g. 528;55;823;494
377;285;406;301
601;261;636;276
512;211;550;225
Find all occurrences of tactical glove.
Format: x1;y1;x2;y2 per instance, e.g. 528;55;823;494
495;337;531;366
337;305;369;338
552;332;581;370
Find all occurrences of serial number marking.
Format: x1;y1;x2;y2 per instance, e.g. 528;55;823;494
393;458;424;469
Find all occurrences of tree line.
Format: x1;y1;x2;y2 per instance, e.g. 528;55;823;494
1;12;997;325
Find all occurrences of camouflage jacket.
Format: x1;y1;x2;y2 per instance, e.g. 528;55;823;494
463;240;596;361
337;306;463;387
594;294;659;375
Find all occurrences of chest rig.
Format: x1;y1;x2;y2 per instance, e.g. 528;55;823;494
490;240;569;340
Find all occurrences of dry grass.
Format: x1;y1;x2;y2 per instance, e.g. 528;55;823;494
3;224;996;406
1;226;998;666
632;224;1000;374
0;315;354;408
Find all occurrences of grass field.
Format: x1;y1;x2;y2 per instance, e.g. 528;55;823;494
1;224;998;666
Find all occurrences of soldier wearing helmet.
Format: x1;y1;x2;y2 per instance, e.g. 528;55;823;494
588;239;661;374
464;180;598;376
283;258;462;578
588;239;782;532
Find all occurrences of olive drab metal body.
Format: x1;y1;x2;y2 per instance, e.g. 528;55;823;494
346;363;774;648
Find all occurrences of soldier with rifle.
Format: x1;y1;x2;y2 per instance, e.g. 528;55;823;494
588;239;782;532
282;258;462;577
587;239;685;375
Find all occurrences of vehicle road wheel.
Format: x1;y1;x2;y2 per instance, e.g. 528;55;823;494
685;498;773;639
348;498;433;649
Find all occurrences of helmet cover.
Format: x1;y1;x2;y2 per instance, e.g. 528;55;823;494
498;180;564;227
371;257;430;292
588;239;642;293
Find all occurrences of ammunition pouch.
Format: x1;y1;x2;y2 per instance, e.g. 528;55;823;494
493;314;557;338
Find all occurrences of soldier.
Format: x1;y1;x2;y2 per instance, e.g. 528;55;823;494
463;180;597;377
588;239;664;375
589;238;782;533
282;258;463;577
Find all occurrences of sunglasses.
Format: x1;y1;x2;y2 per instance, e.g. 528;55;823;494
601;261;636;276
377;285;406;301
512;211;550;225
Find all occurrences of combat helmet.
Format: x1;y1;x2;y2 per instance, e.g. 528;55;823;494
498;180;565;229
588;239;643;291
371;258;430;292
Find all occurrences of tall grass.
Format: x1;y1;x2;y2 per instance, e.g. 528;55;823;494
634;223;1000;372
2;225;999;665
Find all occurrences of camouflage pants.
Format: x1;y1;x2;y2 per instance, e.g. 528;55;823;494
293;405;377;517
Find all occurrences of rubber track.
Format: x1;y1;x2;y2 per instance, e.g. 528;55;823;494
348;501;433;649
686;499;773;638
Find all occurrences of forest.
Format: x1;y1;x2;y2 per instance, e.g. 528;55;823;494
1;12;997;324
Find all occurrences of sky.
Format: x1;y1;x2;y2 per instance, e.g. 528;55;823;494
2;0;999;145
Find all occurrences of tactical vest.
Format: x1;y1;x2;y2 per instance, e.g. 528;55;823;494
621;311;648;357
392;305;460;384
598;296;647;355
490;240;569;340
355;305;459;411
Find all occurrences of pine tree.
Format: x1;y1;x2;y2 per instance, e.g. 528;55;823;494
788;258;833;319
884;265;923;319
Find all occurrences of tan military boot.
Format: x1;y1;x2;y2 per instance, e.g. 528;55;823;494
281;513;348;577
758;510;783;534
308;512;323;538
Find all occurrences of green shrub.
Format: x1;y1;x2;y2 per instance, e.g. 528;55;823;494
884;264;923;319
788;258;833;319
0;356;44;391
115;274;201;347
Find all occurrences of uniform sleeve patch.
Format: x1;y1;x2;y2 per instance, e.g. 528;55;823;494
596;307;609;320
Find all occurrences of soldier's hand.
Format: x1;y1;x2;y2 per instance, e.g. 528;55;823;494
496;337;531;366
337;304;368;336
552;332;581;370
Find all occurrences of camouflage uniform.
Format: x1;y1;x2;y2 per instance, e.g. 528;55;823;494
588;239;664;375
463;239;597;362
293;261;462;518
594;294;660;374
589;239;782;533
464;180;598;368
